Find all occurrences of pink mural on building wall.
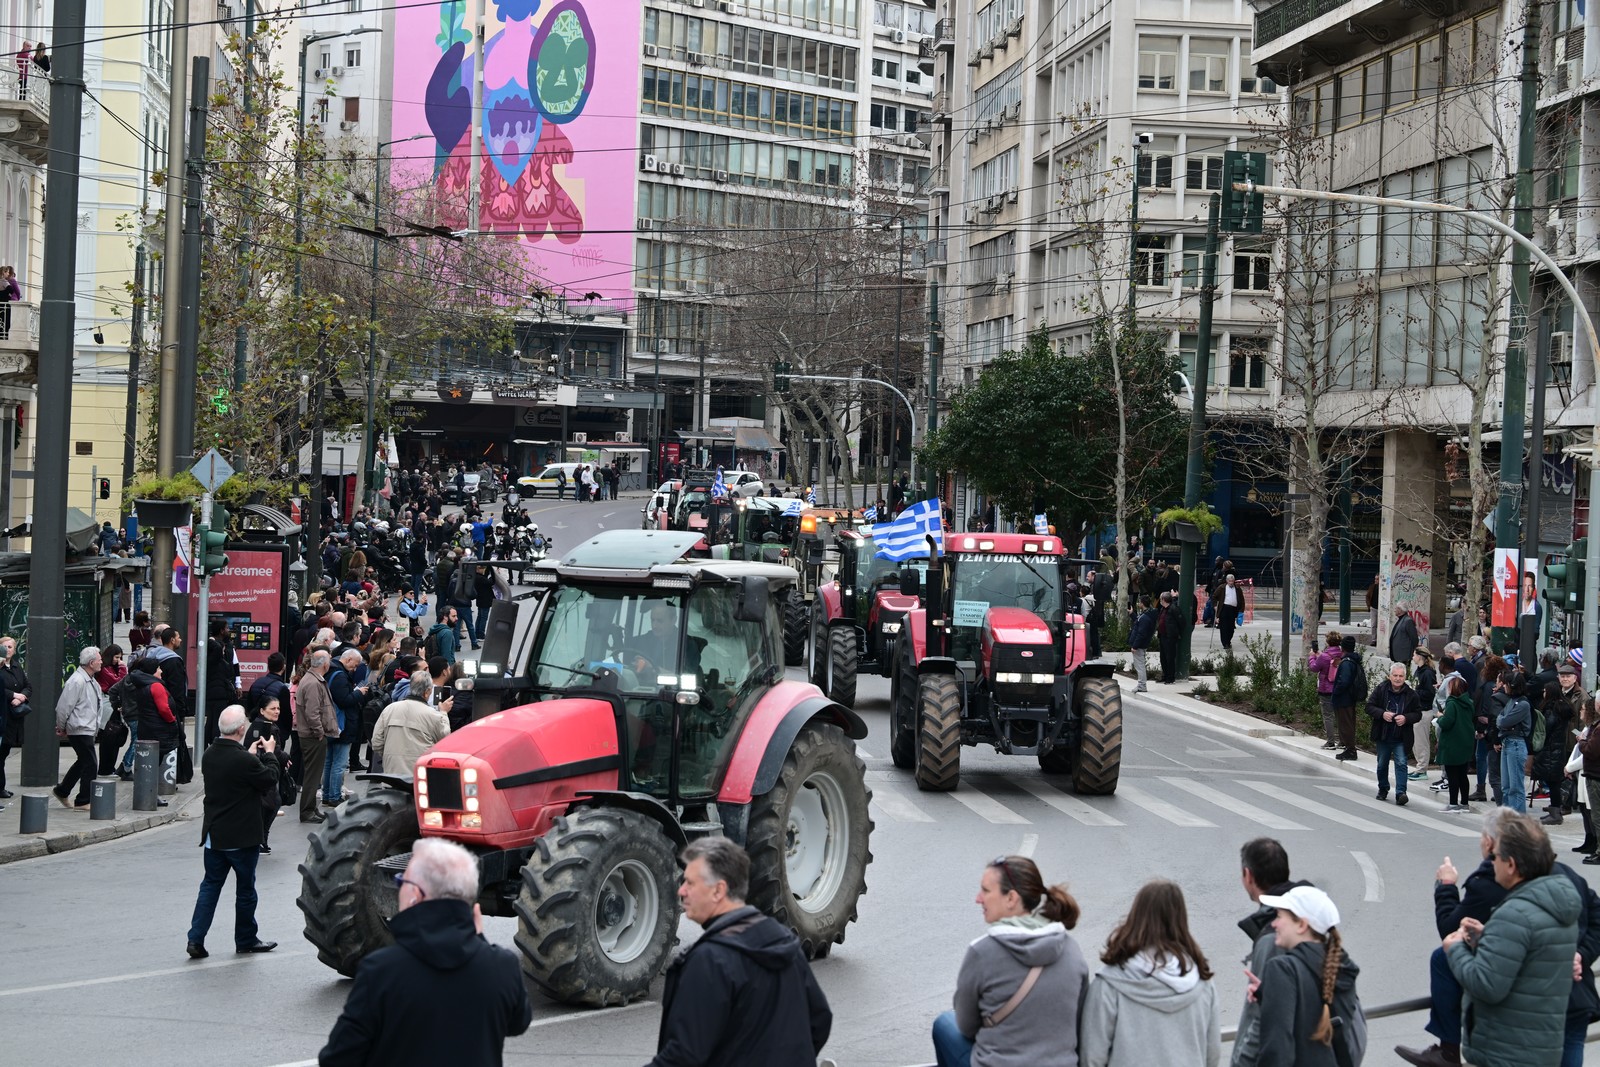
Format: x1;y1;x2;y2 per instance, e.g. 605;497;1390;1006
393;0;638;306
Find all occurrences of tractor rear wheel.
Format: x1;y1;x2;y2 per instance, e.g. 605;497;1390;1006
826;626;859;707
782;588;807;667
914;672;962;792
514;807;680;1007
748;722;872;959
1071;675;1123;795
807;605;827;688
889;643;917;769
297;788;418;977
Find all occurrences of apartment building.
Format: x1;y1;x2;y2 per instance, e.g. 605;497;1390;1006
1251;0;1597;636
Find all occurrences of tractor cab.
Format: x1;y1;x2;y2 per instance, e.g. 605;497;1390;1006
776;506;855;665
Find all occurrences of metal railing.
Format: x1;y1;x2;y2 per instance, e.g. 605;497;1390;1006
0;301;40;347
1253;0;1355;46
0;67;50;119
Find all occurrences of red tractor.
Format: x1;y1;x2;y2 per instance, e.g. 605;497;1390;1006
807;528;930;707
890;532;1121;794
297;529;873;1006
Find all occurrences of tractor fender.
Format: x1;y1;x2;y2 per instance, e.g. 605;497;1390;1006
354;772;414;795
917;656;959;676
571;790;689;850
901;605;928;661
1071;661;1116;680
719;685;868;805
815;581;844;623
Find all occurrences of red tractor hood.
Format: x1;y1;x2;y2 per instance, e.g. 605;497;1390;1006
983;606;1053;645
874;590;919;613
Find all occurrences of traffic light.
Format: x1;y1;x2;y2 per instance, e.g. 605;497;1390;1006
195;504;230;578
1545;538;1588;613
1220;150;1267;234
774;360;792;394
97;478;110;499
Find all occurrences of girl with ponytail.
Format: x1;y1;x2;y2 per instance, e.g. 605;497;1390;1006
1252;885;1366;1066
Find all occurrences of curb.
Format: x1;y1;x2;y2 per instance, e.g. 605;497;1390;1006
0;786;203;865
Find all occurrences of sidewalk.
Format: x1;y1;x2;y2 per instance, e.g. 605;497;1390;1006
0;741;204;864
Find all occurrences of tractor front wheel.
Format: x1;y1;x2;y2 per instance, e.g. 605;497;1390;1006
748;722;873;959
914;672;962;792
1071;675;1123;795
826;626;859;707
889;643;917;769
514;807;680;1007
782;588;807;667
297;788;418;976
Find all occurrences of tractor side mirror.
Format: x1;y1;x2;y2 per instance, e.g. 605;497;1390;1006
901;570;921;598
736;575;770;622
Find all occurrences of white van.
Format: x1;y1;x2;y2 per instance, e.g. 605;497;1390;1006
517;462;582;496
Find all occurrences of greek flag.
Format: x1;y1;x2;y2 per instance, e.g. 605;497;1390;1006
862;505;878;522
873;498;942;561
805;485;816;505
711;467;728;501
781;498;805;516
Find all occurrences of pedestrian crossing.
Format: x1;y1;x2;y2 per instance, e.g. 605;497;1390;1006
864;768;1516;841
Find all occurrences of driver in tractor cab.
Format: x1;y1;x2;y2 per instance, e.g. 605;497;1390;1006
630;603;682;678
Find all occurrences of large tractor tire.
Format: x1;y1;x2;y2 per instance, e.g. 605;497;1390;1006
807;605;827;689
1071;674;1123;795
748;722;873;959
888;643;917;770
782;588;807;667
514;807;680;1007
825;626;859;707
297;788;419;976
914;672;962;792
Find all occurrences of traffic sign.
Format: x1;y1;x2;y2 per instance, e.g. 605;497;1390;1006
189;448;235;493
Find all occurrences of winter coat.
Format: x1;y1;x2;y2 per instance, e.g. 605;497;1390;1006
147;644;189;720
1078;953;1221;1067
1434;855;1507;939
1558;862;1600;1025
1128;609;1158;651
246;672;290;718
1365;680;1419;746
54;666;101;736
1308;645;1343;697
127;669;178;743
1330;652;1363;707
319;898;532;1067
951;916;1091;1067
1495;696;1533;741
1580;723;1600;780
370;698;449;777
1254;940;1364;1067
1412;665;1437;712
205;637;239;708
1534;692;1575;779
1387;613;1420;665
1446;872;1582;1067
648;905;831;1067
294;671;338;741
1232;883;1314;1067
196;736;280;850
1435;694;1478;767
0;661;19;748
427;621;460;664
327;666;365;738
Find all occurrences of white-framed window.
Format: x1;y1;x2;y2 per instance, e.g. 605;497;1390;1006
870;103;899;130
1135;136;1177;187
320;50;332;71
874;1;902;29
1240;70;1277;95
1188;39;1230;93
1229;337;1268;389
1185;148;1226;191
1138;38;1178;90
1180;236;1207;289
1134;234;1169;287
872;58;900;80
1233;244;1272;291
345;45;362;68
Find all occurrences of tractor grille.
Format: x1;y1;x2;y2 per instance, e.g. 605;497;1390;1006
425;767;464;811
991;643;1059;677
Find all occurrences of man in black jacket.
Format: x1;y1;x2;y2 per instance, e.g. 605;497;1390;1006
649;837;831;1067
319;838;531;1066
185;706;281;959
1367;661;1421;804
1232;838;1314;1067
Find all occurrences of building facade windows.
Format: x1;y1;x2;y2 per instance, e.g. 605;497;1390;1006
1134;234;1169;286
1233;245;1272;291
974;0;1024;44
642;66;856;143
1188;38;1230;93
969;147;1018;198
1138;38;1178;90
965;316;1014;361
640;123;856;193
643;13;859;92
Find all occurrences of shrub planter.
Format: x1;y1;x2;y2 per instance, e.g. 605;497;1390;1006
1170;521;1204;543
132;498;195;528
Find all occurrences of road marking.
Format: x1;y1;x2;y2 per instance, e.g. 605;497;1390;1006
1115;784;1217;828
856;748;876;760
869;787;936;823
259;1002;653;1067
0;951;307;998
1317;786;1480;838
1352;850;1385;902
1013;778;1124;825
1158;777;1310;830
1235;780;1402;834
1017;832;1038;857
947;786;1031;824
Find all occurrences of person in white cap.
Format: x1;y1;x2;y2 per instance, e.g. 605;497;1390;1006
1250;885;1365;1067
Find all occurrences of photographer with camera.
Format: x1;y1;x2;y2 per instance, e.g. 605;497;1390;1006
183;704;283;960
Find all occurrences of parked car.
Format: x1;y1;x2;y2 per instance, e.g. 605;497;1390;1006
518;462;581;496
727;470;765;498
447;472;481;504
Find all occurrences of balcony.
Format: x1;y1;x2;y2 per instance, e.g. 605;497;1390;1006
0;68;50;163
1252;0;1495;68
0;303;40;384
934;18;956;52
924;239;948;266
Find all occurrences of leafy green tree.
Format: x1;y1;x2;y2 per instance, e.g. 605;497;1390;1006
923;323;1187;539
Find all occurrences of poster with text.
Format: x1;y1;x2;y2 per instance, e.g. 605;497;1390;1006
185;547;289;690
394;0;640;306
1491;548;1519;629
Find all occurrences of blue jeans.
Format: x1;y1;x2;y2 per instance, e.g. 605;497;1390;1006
474;606;490;642
187;846;261;949
452;601;475;647
133;582;144;614
118;718;140;772
1501;736;1529;812
323;740;350;802
1476;735;1492;790
1375;739;1408;796
1424;945;1463;1044
410;569;424;595
932;1011;973;1067
1563;1013;1587;1067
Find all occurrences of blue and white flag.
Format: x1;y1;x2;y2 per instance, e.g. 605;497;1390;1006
862;505;878;522
711;466;728;501
1033;513;1049;534
873;498;942;561
781;498;805;516
805;485;816;505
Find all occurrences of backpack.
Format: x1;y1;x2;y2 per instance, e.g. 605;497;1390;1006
424;627;443;661
1530;707;1548;754
1336;655;1368;703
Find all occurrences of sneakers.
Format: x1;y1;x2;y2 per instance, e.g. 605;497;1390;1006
1321;741;1338;750
1407;771;1428;780
300;812;326;823
1336;750;1357;761
1134;686;1147;693
1430;778;1449;791
1584;853;1600;866
1443;803;1462;813
1541;811;1564;826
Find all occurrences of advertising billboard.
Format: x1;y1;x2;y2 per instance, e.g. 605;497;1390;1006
186;546;291;691
393;0;640;306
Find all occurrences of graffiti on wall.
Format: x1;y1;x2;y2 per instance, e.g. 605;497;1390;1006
1388;537;1433;634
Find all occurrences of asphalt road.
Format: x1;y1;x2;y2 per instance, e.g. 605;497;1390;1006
4;494;1597;1066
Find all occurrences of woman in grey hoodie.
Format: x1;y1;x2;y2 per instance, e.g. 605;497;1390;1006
932;855;1091;1067
1079;879;1222;1067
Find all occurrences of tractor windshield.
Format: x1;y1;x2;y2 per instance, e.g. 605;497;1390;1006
531;586;687;693
858;538;929;589
946;553;1064;661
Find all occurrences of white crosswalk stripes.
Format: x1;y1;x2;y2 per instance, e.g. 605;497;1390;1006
1222;780;1401;834
1014;778;1125;826
947;787;1032;824
1316;785;1481;838
869;789;935;823
1158;777;1310;831
1114;784;1218;828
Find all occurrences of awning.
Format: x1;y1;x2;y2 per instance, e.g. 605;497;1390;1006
733;427;783;451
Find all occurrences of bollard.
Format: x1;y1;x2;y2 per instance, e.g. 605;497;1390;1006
89;777;117;820
18;793;47;834
132;739;159;811
158;743;177;797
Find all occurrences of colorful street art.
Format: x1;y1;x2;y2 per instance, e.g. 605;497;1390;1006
394;0;638;305
1388;537;1433;634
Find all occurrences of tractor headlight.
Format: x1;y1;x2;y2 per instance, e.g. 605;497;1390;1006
461;813;483;830
995;672;1023;683
1029;673;1055;684
422;810;443;828
882;622;902;634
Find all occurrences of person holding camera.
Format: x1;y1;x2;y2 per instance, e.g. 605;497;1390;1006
184;705;283;959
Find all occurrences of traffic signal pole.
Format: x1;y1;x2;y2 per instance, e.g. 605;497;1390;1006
1175;193;1221;681
193;492;213;757
1237;178;1600;690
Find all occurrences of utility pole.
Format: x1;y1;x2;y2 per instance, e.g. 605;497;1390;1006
175;58;210;471
121;245;145;505
21;0;87;786
1490;0;1541;654
924;280;940;503
890;216;905;502
306;332;328;593
233;0;255;389
1174;193;1222;680
151;0;190;629
1521;310;1551;664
